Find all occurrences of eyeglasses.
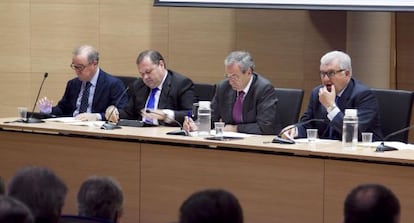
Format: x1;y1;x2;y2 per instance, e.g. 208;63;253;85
70;63;91;71
320;69;345;78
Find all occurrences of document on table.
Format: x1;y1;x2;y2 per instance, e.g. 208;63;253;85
45;117;104;127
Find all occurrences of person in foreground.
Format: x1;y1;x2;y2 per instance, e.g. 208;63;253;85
77;176;124;223
37;45;128;121
281;50;382;140
183;51;279;135
0;195;34;223
179;189;243;223
105;49;194;126
343;183;400;223
7;166;68;223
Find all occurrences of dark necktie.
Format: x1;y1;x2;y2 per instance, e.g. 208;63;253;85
79;82;91;113
232;91;245;124
145;88;159;122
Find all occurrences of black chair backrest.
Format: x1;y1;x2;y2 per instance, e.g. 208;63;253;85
274;88;304;129
371;88;414;142
194;83;216;102
116;76;137;89
60;215;114;223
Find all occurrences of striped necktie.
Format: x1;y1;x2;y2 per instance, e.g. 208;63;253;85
79;82;91;113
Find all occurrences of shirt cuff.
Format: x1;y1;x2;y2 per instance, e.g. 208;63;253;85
327;107;340;120
161;109;175;123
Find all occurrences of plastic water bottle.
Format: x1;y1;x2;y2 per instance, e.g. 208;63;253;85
197;101;211;136
342;109;358;148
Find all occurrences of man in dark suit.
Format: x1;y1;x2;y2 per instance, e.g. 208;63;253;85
281;50;382;140
184;51;279;135
105;50;194;126
37;45;128;121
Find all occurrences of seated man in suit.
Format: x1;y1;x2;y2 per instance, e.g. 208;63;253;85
281;50;382;140
184;51;279;135
179;189;243;223
343;184;400;223
77;176;123;223
7;167;68;223
37;45;128;121
105;49;194;126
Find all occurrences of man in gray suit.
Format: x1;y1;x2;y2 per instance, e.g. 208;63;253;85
184;51;279;135
106;50;194;126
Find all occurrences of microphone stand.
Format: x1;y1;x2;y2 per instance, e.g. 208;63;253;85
375;125;414;152
101;86;129;130
26;72;48;123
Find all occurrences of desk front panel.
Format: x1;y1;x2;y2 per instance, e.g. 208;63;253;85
140;143;325;223
324;159;414;223
0;131;140;223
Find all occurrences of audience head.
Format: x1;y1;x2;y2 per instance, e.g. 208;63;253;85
71;45;100;81
0;176;5;195
136;49;167;89
224;51;254;92
319;50;352;94
77;176;124;223
179;189;243;223
0;195;34;223
7;166;68;223
344;183;400;223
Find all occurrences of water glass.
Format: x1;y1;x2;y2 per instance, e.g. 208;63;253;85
306;129;318;142
18;107;28;121
214;122;225;137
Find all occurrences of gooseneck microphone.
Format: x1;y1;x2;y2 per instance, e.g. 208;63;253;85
101;86;129;130
26;72;48;123
145;109;188;136
375;125;414;152
273;118;328;144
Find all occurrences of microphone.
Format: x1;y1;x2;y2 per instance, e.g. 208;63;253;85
101;86;129;130
145;109;188;136
273;118;328;144
26;72;48;123
375;125;414;152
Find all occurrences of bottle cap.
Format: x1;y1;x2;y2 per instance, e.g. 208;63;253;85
198;101;211;109
345;109;357;117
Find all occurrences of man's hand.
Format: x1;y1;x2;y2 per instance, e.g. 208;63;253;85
319;85;336;109
105;105;119;123
280;124;296;140
141;109;166;121
37;97;53;114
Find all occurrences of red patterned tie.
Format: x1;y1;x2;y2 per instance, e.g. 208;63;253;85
232;91;244;124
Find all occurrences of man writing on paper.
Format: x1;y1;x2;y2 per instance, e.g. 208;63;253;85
184;51;279;135
105;50;194;126
37;45;128;121
281;50;382;140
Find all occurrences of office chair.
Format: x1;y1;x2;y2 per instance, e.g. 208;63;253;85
116;75;137;89
274;87;304;129
194;83;216;102
371;88;414;143
60;215;114;223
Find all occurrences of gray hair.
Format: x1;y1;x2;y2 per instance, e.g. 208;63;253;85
0;196;34;223
73;45;100;64
77;176;124;222
320;50;352;75
224;51;255;73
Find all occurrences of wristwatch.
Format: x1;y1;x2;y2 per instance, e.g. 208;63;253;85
327;103;337;113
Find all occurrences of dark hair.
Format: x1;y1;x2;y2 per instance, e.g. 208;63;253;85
7;167;68;223
136;49;166;67
0;195;34;223
179;189;243;223
77;176;124;222
344;184;400;223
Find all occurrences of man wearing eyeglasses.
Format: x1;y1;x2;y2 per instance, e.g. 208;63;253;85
281;50;382;140
105;49;194;126
184;51;279;135
37;45;128;121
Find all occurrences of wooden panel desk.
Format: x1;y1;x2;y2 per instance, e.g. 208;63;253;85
1;118;414;223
